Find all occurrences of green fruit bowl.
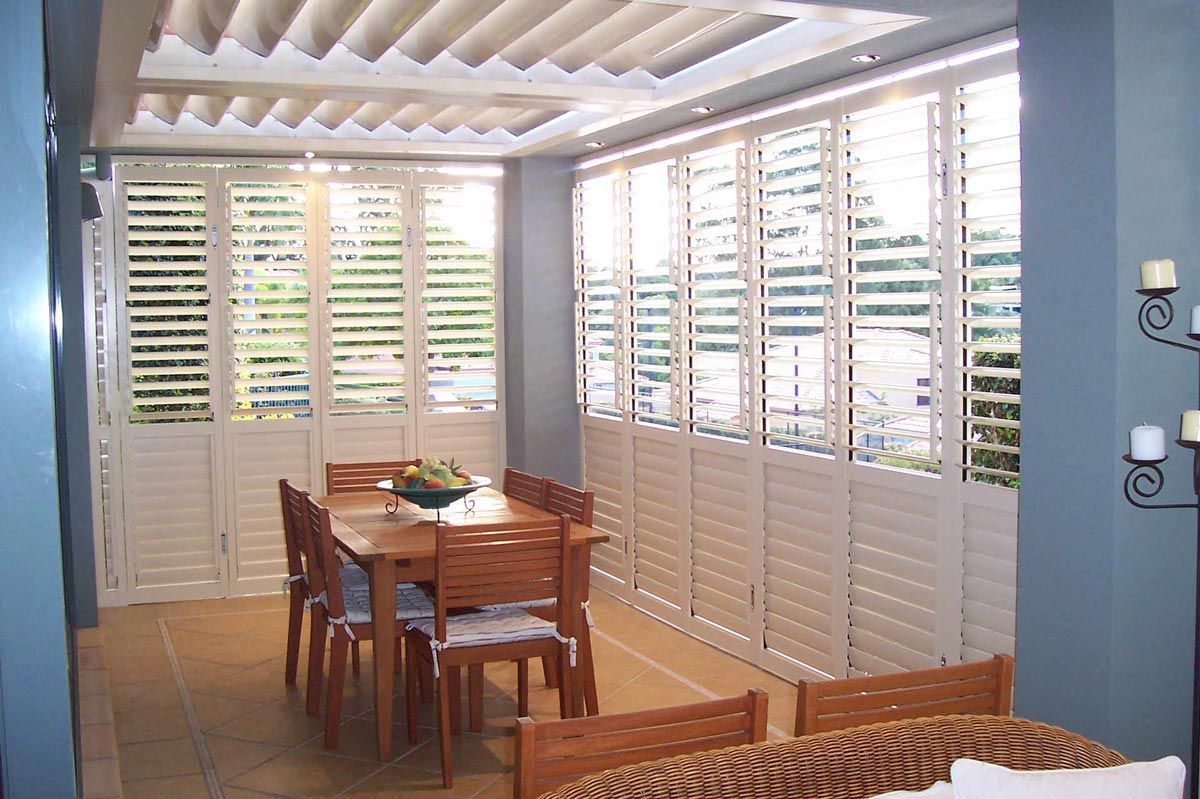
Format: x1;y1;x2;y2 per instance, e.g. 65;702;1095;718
375;476;491;511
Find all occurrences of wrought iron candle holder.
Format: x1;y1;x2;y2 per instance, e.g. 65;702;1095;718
1122;285;1200;797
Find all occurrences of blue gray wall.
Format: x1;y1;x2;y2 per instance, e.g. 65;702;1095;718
0;2;79;795
1017;0;1200;765
502;157;581;485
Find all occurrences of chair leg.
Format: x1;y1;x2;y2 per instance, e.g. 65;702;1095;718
468;664;484;733
578;626;599;716
541;655;559;689
351;640;361;678
324;631;350;749
419;655;434;703
437;667;454;789
404;636;420;745
394;636;404;674
517;659;529;718
556;644;573;720
448;666;462;735
285;586;304;686
305;610;328;717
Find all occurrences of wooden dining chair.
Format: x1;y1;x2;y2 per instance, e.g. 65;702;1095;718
325;459;420;495
278;479;367;702
794;654;1015;736
302;495;436;748
405;515;577;789
529;482;598;715
514;689;768;799
503;466;550;507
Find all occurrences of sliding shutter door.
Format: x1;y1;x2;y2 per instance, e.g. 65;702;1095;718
416;179;501;479
322;178;414;462
118;171;226;601
953;72;1021;660
224;178;319;592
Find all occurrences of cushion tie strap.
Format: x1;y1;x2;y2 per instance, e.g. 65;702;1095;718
327;614;357;641
282;573;305;594
581;600;595;629
308;589;327;612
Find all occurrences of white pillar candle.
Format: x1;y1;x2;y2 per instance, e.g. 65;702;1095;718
1182;411;1200;442
1190;306;1200;335
1130;425;1167;460
1140;259;1177;290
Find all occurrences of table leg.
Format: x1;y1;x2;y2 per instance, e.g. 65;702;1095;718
369;559;396;761
569;542;597;717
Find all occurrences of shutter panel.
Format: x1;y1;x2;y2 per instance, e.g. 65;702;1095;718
420;183;498;412
582;422;626;583
847;478;939;675
98;438;120;590
762;459;838;676
690;447;751;639
961;493;1017;660
227;181;313;419
326;182;407;414
681;144;748;440
954;73;1021;486
231;429;312;580
841;98;941;471
751;123;834;452
632;435;682;607
628;162;678;427
575;176;622;418
123;180;213;422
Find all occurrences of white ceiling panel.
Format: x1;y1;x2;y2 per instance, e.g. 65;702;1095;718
91;0;924;155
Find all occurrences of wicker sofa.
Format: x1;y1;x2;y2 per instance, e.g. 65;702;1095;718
539;715;1128;799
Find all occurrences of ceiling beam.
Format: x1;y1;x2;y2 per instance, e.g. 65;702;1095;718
135;64;662;114
632;0;922;25
116;132;509;158
91;0;161;147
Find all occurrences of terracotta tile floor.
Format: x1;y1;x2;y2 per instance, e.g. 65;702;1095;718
100;589;795;799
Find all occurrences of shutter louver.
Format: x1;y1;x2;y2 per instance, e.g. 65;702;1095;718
628;163;678;427
962;497;1017;660
582;424;626;583
842;98;941;471
228;181;312;419
575;176;622;418
752;124;834;452
682;145;748;440
954;73;1021;486
326;182;407;414
690;448;751;639
98;438;119;590
632;436;682;607
123;180;213;422
420;183;498;412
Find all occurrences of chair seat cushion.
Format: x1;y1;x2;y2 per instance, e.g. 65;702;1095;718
340;563;369;591
406;607;564;649
338;583;433;624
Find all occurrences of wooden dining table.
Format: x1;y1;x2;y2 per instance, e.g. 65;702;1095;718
316;486;608;761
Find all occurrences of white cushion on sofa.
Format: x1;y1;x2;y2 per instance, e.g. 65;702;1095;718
869;780;954;798
950;756;1185;799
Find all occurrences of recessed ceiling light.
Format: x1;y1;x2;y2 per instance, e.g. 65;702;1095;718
690;106;714;114
851;53;880;63
304;150;316;159
584;141;604;149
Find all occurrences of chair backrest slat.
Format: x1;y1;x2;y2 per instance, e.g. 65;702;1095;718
503;467;550;507
514;690;768;799
302;496;346;618
542;482;594;526
434;517;570;643
279;479;309;579
326;459;420;495
794;654;1015;736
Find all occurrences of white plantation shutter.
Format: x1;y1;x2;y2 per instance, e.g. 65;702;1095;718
681;144;748;440
953;73;1021;486
762;458;839;676
628;163;678;427
751;123;834;452
575;176;622;418
841;97;942;471
325;182;408;414
227;181;313;419
847;477;940;675
632;435;682;607
961;491;1017;660
582;422;627;583
689;447;751;639
123;180;213;422
230;430;312;580
420;182;498;413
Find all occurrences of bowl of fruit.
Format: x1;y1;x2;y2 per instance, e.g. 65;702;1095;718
375;457;491;512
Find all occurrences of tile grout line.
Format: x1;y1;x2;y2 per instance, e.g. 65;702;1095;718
158;617;226;799
592;627;790;739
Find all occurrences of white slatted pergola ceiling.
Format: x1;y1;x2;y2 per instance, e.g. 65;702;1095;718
91;0;922;158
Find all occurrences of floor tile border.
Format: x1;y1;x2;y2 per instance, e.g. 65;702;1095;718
158;618;226;799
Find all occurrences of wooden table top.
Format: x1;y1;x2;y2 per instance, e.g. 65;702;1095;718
318;487;608;562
